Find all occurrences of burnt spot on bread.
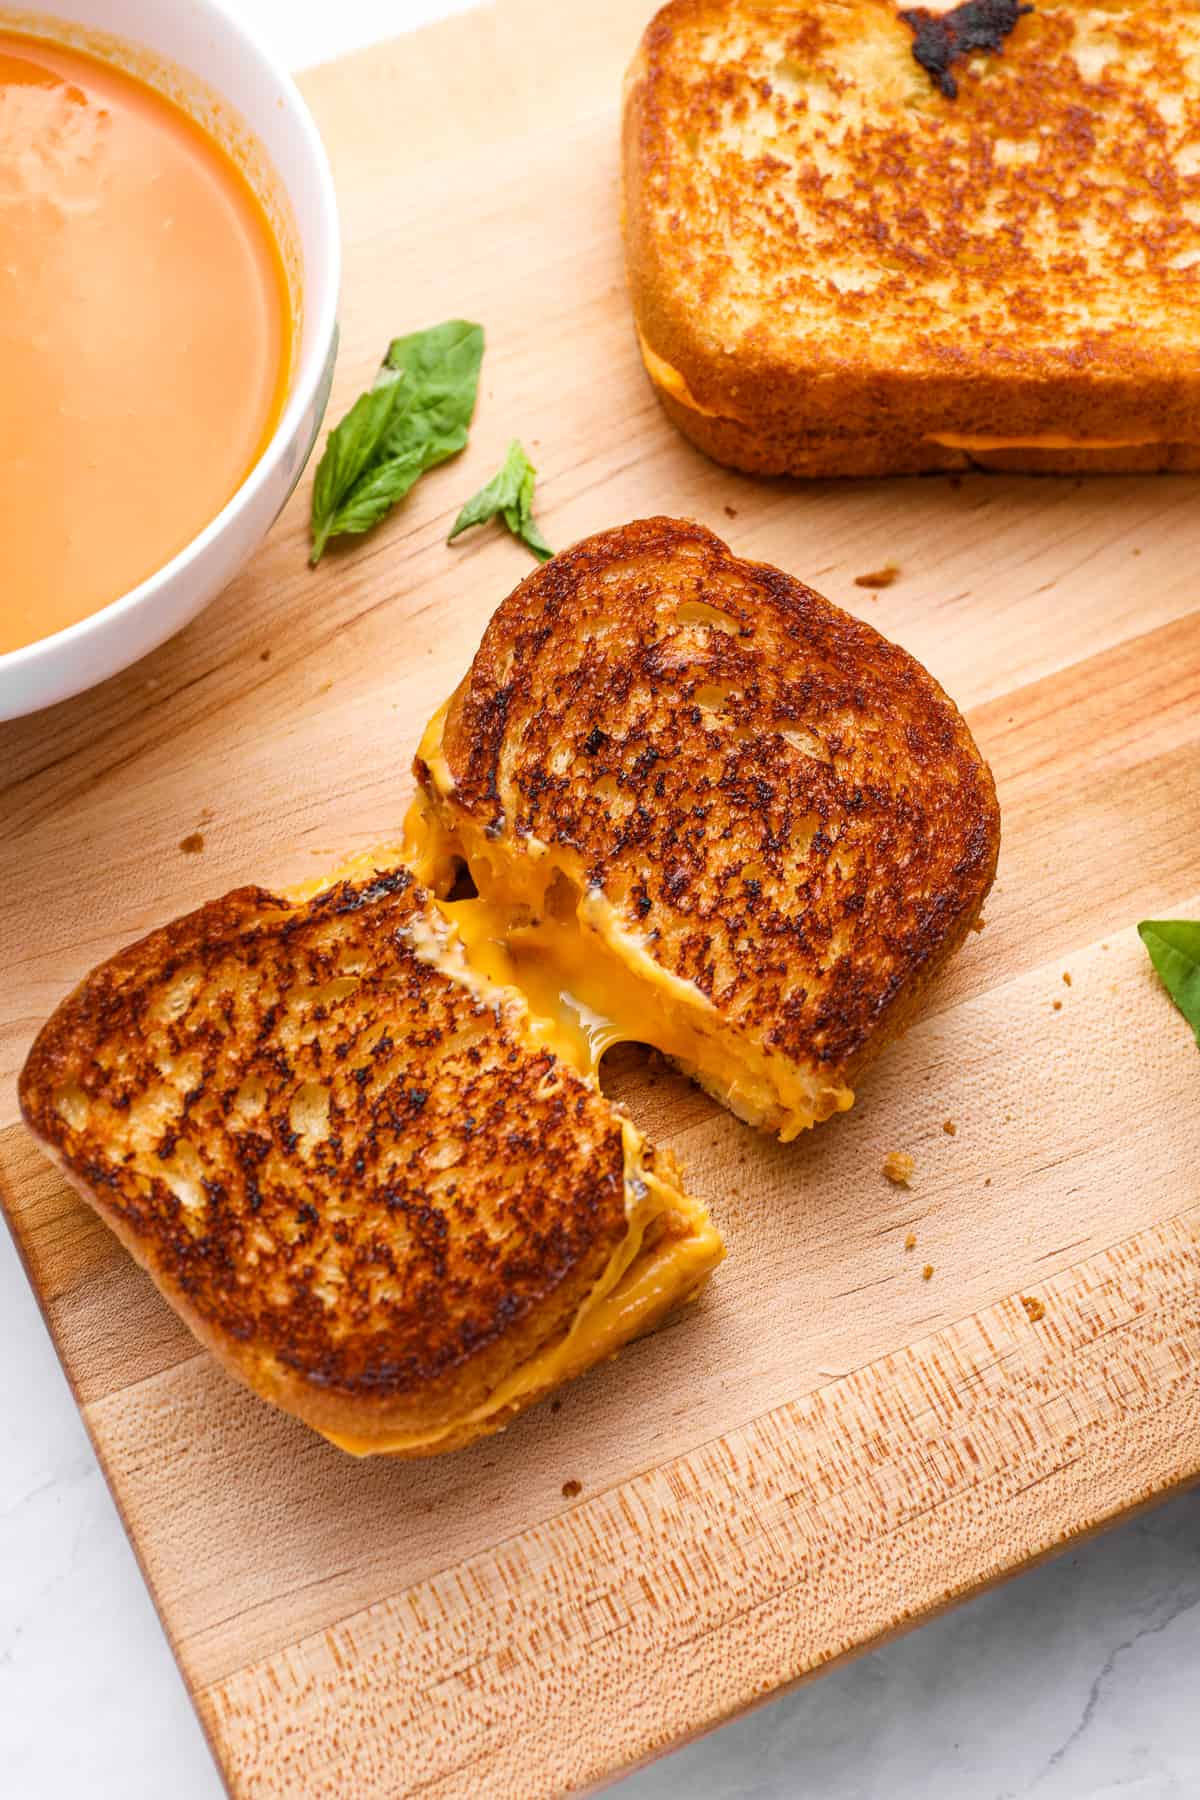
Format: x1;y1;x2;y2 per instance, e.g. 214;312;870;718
900;0;1033;101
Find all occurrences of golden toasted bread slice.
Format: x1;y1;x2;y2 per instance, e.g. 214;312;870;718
624;0;1200;476
19;864;722;1456
409;518;999;1140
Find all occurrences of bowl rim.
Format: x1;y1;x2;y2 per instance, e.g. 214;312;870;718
0;0;341;685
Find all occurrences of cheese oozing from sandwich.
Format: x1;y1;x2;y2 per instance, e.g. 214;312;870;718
636;339;1165;455
405;704;854;1143
924;433;1162;451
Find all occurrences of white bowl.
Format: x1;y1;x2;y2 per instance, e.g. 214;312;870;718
0;0;341;721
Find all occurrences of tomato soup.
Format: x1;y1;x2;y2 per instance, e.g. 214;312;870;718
0;31;292;655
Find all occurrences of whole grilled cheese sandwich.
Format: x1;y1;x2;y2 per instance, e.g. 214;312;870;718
409;518;999;1140
624;0;1200;476
19;865;722;1456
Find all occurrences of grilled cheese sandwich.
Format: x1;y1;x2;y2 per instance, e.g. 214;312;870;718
19;865;722;1458
412;518;999;1139
624;0;1200;476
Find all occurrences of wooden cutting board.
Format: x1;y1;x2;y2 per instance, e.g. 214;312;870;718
4;1;1200;1792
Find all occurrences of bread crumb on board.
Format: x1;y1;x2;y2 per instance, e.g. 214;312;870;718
1021;1295;1046;1324
179;832;205;855
922;1264;934;1282
561;1478;582;1499
1062;971;1072;986
1053;999;1063;1011
942;1119;957;1136
904;1231;918;1252
882;1150;915;1186
854;563;899;590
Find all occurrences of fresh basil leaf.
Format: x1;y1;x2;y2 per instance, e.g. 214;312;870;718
1138;919;1200;1046
309;321;484;564
516;515;554;562
310;373;404;563
382;320;484;463
322;448;427;544
448;439;553;562
448;439;526;538
512;463;553;561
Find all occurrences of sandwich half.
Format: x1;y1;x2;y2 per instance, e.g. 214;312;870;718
624;0;1200;476
19;864;722;1456
408;518;999;1141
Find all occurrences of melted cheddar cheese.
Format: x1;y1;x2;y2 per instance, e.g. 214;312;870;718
406;705;854;1140
636;331;728;419
925;432;1162;451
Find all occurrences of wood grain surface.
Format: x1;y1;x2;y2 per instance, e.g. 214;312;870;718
3;1;1200;1793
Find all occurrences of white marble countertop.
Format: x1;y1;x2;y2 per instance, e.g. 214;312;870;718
3;4;1198;1795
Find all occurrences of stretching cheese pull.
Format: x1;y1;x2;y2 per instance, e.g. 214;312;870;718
406;709;854;1141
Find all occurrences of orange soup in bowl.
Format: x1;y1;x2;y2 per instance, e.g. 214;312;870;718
0;30;292;655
